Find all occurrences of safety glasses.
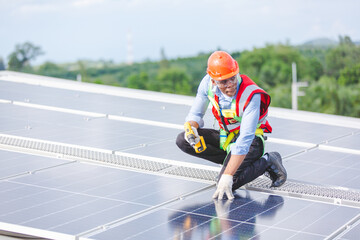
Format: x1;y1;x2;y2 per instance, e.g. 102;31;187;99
215;76;237;88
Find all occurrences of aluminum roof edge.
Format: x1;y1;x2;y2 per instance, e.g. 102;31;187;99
0;222;87;240
269;107;360;130
1;70;359;129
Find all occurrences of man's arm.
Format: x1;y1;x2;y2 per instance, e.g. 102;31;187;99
185;76;210;128
223;155;246;175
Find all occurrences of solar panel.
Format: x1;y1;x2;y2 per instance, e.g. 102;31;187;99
0;71;360;240
91;189;360;239
0;150;71;179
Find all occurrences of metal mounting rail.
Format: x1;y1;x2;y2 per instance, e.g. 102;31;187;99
1;133;360;208
0;134;218;184
245;177;360;208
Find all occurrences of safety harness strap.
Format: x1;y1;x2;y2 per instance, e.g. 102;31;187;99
207;76;269;154
221;127;265;153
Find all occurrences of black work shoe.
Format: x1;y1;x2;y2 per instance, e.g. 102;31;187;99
264;170;277;182
266;152;287;187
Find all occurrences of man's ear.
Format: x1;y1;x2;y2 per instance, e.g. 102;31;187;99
211;79;216;86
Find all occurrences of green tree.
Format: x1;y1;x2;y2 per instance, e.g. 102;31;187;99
325;36;360;78
37;61;64;77
126;72;149;89
0;57;5;70
335;85;360;117
237;44;310;88
300;76;335;114
338;63;360;85
299;76;360;117
149;68;192;95
267;83;292;109
304;57;323;81
7;42;44;71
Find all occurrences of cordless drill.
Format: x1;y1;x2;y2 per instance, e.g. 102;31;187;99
184;122;207;153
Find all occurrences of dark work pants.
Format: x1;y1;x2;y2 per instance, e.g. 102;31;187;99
176;128;268;191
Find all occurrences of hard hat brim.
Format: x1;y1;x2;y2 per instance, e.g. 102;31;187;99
208;68;239;81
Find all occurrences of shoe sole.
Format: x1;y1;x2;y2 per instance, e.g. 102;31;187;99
268;152;287;187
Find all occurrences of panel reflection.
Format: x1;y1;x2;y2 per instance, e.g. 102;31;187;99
168;193;284;239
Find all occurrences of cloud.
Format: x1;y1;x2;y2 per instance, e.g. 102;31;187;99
331;20;356;37
72;0;105;7
9;0;107;16
16;3;59;14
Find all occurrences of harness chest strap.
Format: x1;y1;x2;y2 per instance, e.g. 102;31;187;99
208;89;264;151
221;126;264;152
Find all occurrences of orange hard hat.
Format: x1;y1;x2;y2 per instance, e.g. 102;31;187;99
207;51;239;80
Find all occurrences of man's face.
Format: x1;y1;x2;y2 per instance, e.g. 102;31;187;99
212;75;238;97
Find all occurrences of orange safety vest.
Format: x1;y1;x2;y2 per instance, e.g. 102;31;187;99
208;74;272;151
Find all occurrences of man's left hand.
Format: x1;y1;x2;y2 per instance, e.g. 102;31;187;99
212;174;234;200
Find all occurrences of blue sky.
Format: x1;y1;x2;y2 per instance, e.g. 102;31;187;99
1;0;359;65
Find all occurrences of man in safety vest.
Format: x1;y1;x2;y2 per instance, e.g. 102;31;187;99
176;51;287;200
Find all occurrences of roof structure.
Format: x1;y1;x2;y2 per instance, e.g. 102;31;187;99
0;70;360;240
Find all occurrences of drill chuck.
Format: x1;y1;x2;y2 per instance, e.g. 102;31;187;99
188;136;196;147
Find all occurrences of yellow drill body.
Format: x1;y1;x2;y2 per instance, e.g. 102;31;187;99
184;122;207;153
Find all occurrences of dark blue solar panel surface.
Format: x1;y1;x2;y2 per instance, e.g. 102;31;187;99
0;73;360;239
93;188;360;240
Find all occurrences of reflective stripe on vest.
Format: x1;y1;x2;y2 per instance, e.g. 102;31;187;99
238;84;260;116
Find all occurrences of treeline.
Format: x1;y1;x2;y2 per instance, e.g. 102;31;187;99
3;36;360;117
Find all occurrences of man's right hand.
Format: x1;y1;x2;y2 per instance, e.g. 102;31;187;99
184;125;200;145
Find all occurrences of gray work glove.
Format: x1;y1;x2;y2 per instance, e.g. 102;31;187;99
212;174;234;200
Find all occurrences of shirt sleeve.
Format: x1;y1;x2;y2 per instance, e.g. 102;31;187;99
231;93;261;155
185;75;210;128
